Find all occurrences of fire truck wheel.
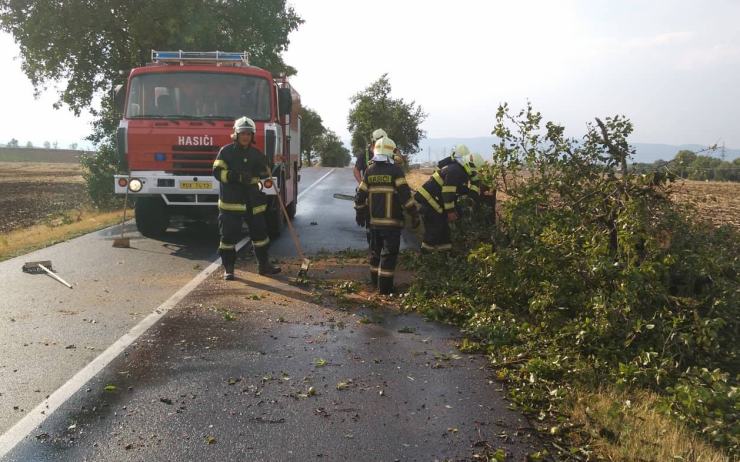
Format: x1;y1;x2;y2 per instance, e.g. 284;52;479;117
135;197;169;238
266;198;284;239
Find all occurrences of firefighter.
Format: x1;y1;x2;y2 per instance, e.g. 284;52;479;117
353;128;387;184
212;116;281;280
414;145;485;251
355;136;419;294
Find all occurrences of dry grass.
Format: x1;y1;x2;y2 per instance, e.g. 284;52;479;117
0;207;129;262
671;180;740;229
569;388;730;462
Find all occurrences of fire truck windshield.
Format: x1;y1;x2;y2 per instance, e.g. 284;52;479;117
125;72;271;121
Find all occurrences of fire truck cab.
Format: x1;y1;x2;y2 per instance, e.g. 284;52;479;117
113;50;301;238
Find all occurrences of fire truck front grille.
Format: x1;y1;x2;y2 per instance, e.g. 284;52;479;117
169;145;220;175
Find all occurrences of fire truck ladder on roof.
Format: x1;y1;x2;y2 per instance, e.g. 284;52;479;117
151;50;249;66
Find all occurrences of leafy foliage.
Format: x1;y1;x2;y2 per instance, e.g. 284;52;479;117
631;149;740;182
299;106;326;166
403;103;739;456
347;74;427;157
0;0;303;116
79;141;122;209
316;130;351;168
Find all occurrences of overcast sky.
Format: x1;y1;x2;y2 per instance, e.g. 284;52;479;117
1;0;739;149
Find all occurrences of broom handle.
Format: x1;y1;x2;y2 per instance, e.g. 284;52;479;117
264;167;306;261
38;264;73;289
120;177;130;239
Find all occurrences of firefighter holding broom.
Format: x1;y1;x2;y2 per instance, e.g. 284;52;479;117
212;116;281;280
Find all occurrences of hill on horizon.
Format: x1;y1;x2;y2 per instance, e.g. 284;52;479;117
407;137;740;164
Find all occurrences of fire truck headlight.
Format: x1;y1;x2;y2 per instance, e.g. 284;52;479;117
128;178;143;192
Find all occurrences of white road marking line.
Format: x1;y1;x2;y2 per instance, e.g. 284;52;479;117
0;169;337;457
298;168;334;200
0;235;248;457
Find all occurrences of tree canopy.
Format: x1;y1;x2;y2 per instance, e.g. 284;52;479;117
299;107;326;167
317;130;350;167
0;0;302;130
347;74;426;158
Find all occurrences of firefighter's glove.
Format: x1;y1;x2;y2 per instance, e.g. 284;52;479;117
355;209;368;227
446;211;459;222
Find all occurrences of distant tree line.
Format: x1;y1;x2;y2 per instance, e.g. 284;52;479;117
3;138;79;150
630;149;740;182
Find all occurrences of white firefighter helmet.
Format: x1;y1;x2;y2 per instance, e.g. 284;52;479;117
233;116;256;134
453;144;470;159
372;128;388;142
373;136;396;163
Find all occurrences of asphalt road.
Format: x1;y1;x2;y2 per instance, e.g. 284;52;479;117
1;167;541;461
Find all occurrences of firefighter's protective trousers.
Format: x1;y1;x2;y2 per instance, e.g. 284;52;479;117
369;228;401;294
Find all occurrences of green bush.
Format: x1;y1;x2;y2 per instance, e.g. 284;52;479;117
402;103;739;456
79;142;123;209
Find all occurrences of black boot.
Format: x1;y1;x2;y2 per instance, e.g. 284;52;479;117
370;270;378;288
378;276;394;295
220;249;236;280
255;247;281;276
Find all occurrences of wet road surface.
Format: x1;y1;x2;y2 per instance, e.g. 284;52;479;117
1;167;541;461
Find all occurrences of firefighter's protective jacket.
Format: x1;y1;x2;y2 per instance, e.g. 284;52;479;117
355;161;416;228
212;142;268;216
416;156;481;214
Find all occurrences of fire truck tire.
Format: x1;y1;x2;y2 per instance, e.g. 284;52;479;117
266;198;284;239
286;199;297;220
135;197;169;237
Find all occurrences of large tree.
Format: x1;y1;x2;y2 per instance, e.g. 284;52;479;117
299;107;326;167
347;73;427;158
0;0;303;140
317;130;350;167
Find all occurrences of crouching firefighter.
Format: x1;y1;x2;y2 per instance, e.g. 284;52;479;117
212;116;281;280
355;137;419;294
414;144;485;251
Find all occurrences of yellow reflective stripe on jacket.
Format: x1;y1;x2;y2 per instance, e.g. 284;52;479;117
394;177;408;187
378;269;395;277
369;186;395;194
418;186;443;213
358;181;368;192
432;172;443;186
252;204;267;215
252;237;270;248
444;202;455;210
469;184;480;193
404;197;416;209
370;217;403;227
354;204;368;209
218;242;235;250
219;169;229;183
213;159;227;170
218;200;246;212
251;177;260;185
442;185;457;193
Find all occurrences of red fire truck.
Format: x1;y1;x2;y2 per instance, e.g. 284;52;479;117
113;50;301;238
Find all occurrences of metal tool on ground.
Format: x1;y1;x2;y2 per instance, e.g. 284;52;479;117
112;177;131;248
264;168;310;277
332;193;355;201
22;260;73;289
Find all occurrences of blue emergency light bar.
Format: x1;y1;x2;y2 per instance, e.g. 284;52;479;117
151;50;249;66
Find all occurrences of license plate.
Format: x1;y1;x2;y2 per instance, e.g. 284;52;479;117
180;181;212;190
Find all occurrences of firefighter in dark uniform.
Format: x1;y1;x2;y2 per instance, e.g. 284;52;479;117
212;116;281;280
414;145;485;251
355;137;419;294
